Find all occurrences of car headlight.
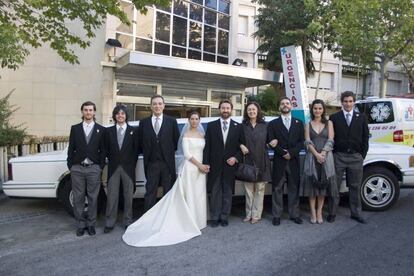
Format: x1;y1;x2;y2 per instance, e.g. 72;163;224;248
410;156;414;167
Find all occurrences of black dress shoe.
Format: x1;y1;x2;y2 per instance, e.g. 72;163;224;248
327;215;336;223
351;216;367;224
272;217;280;226
211;220;219;228
103;227;113;234
87;226;96;236
291;217;303;224
220;220;229;227
76;228;85;237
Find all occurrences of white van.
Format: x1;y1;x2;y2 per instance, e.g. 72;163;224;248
355;97;414;147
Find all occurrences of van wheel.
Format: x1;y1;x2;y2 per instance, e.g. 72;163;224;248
58;175;106;217
361;166;400;211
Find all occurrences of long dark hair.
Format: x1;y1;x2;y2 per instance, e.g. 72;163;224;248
310;99;327;123
243;101;265;124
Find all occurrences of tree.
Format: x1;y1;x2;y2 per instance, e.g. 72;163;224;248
332;0;414;97
395;45;414;94
249;86;282;115
253;0;317;79
0;90;26;146
0;0;169;70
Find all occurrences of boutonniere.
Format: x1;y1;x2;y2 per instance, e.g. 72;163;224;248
130;131;133;135
97;129;100;133
356;114;360;117
234;123;238;126
295;120;299;123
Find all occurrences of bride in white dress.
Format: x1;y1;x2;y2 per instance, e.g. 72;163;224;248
123;112;209;247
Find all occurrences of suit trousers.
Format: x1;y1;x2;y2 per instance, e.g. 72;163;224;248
70;164;102;228
145;160;173;211
105;166;134;227
243;181;266;219
272;164;300;219
328;152;363;217
210;175;233;221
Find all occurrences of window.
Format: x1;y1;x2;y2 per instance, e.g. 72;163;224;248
204;26;216;53
204;9;217;26
203;53;215;62
156;12;171;42
205;0;217;10
135;38;152;53
217;30;228;55
217;56;228;64
190;4;203;22
172;46;187;58
116;1;134;34
117;82;157;97
154;42;170;55
189;50;202;60
218;14;230;30
173;16;187;46
218;0;230;14
355;101;394;124
189;21;202;49
173;0;188;17
116;33;133;50
238;15;248;35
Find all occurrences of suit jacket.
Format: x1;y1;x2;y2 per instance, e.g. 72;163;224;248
330;110;369;158
105;124;138;181
67;122;106;169
203;119;245;192
267;116;304;186
137;115;180;179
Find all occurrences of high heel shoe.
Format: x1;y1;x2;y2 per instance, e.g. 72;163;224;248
310;217;317;224
243;217;251;223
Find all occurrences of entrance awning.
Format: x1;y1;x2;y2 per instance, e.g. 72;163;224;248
116;51;282;89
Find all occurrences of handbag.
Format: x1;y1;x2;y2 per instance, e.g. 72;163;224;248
235;154;260;182
313;163;329;189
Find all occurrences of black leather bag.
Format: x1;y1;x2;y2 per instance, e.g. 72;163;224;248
235;155;260;182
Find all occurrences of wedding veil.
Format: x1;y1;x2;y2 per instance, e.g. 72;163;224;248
176;122;205;175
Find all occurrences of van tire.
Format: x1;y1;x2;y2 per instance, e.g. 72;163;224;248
361;166;399;211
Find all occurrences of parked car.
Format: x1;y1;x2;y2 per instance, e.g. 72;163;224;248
4;117;414;215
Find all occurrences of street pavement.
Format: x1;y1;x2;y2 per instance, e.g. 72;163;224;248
0;189;413;276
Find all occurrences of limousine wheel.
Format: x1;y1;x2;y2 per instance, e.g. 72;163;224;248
57;175;106;217
361;166;400;211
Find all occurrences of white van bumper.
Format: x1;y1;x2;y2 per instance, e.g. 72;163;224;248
401;168;414;187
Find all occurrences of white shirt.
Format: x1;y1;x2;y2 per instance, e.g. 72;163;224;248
343;109;354;124
152;114;163;131
220;118;230;144
281;114;291;130
83;121;95;137
116;123;126;134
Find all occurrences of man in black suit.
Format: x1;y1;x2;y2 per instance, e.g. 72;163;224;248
267;97;304;226
137;95;180;211
104;105;138;233
328;91;369;224
67;101;106;236
203;99;244;227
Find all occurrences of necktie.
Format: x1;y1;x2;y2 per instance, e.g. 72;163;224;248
346;113;351;126
223;120;228;132
284;117;290;130
154;117;160;135
117;127;124;149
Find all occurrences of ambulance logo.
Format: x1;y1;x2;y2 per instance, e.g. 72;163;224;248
370;103;391;123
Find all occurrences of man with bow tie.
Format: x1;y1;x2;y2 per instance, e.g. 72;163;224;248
327;91;369;224
67;101;106;237
104;105;139;233
267;97;304;226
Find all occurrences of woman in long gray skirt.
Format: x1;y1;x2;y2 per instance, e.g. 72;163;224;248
301;99;338;224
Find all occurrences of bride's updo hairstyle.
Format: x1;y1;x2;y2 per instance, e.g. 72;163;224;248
188;110;200;119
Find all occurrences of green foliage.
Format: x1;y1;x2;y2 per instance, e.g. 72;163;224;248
0;91;27;146
249;86;282;116
0;0;169;69
395;45;414;93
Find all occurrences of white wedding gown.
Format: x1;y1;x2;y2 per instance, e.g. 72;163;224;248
123;137;207;247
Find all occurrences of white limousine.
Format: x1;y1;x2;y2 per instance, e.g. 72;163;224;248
4;116;414;215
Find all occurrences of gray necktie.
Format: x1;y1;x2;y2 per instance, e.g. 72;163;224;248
346;113;351;126
154;117;160;135
117;126;124;149
223;120;228;132
284;117;290;130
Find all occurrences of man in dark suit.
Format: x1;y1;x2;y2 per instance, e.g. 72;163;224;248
67;101;106;237
104;105;138;233
203;99;244;227
137;95;180;211
328;91;369;224
267;97;304;226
